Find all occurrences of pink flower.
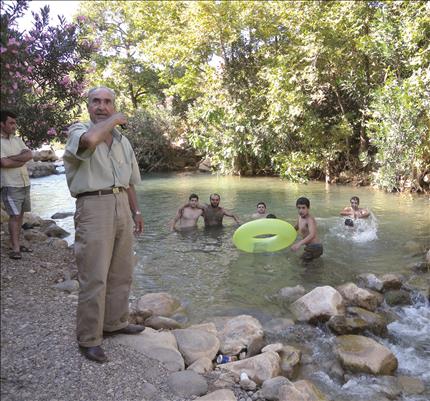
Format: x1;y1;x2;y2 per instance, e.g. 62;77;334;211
77;15;86;22
47;128;57;136
27;66;33;73
12;82;18;90
0;46;7;53
7;37;18;46
61;76;71;86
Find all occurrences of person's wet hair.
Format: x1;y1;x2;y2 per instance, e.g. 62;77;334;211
257;202;266;208
189;193;199;201
209;193;220;201
266;214;277;219
350;196;360;204
344;218;354;227
296;197;310;208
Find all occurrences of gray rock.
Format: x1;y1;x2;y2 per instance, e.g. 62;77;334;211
167;370;208;397
42;224;70;239
260;376;290;400
51;212;74;219
384;289;412;306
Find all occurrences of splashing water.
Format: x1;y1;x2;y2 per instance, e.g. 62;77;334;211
328;213;378;243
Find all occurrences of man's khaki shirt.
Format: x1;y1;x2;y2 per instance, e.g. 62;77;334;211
63;121;141;198
0;134;31;188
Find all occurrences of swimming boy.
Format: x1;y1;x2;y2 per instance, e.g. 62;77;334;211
251;202;268;219
340;196;369;226
291;197;323;261
171;193;203;230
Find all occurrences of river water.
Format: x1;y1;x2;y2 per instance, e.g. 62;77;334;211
31;172;429;400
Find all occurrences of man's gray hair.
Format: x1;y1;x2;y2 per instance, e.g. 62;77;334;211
87;86;116;103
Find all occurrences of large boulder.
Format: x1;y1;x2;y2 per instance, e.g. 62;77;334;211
32;148;58;162
167;370;208;398
111;327;184;371
278;380;328;401
280;345;301;379
26;161;57;178
334;335;398;375
173;328;220;366
23;212;44;227
218;315;264;355
337;282;382;311
380;274;404;291
290;286;345;323
346;307;388;336
134;292;181;317
218;351;281;385
356;273;384;292
42;223;70;238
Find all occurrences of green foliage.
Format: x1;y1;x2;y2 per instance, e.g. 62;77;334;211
0;0;94;147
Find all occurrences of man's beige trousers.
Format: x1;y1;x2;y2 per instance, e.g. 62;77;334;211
74;191;134;347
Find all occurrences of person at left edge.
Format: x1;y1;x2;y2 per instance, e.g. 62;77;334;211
63;86;144;364
0;110;33;260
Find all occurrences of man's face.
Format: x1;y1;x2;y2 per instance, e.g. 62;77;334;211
350;199;359;210
1;116;17;136
256;204;266;214
87;89;116;123
189;197;198;208
210;196;220;207
297;204;309;218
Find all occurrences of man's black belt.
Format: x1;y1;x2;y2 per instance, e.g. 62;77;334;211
77;187;125;198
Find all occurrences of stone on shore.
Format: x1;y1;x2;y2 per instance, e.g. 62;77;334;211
277;285;306;303
278;379;328;401
357;273;384;292
145;316;182;330
380;274;404;291
256;376;290;401
167;370;208;397
280;345;302;379
337;282;382;311
218;314;264;355
134;292;181;317
334;335;398;375
112;327;185;371
218;351;281;384
187;357;213;374
290;286;345;323
173;328;220;366
51;212;74;219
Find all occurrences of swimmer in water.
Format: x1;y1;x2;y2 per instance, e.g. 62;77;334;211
340;196;370;227
251;202;268;219
170;193;203;230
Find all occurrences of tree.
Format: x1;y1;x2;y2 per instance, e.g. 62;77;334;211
0;0;95;147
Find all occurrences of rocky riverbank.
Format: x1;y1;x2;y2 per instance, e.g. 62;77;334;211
1;213;429;401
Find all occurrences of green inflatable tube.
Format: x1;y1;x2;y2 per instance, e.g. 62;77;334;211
233;219;297;253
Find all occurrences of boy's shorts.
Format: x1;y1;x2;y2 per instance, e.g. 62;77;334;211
302;243;323;261
1;186;31;216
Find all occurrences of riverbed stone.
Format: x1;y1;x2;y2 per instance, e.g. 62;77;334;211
135;292;181;317
167;370;208;397
327;314;368;335
41;223;70;238
111;327;185;371
145;315;182;330
278;379;328;401
51;212;74;219
218;315;264;355
290;286;345;323
357;273;384;292
27;161;57;178
426;249;430;264
337;282;381;311
257;376;290;401
262;343;284;354
334;335;398;375
187;357;213;373
188;322;218;335
173;328;220;366
278;285;306;303
218;351;281;384
195;389;237;401
346;307;388;336
398;375;425;395
280;345;301;379
380;273;404;291
384;289;412;306
23;212;43;227
263;318;295;338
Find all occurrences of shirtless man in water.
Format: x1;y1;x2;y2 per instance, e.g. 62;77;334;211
340;196;369;227
171;193;203;230
291;197;323;261
202;193;240;227
251;202;268;219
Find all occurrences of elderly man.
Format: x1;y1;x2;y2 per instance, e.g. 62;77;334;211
63;87;144;363
0;110;33;260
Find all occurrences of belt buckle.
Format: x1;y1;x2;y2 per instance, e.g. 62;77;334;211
112;187;120;194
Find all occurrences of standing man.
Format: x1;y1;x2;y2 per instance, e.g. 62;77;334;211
0;110;33;260
291;197;323;261
63;87;145;364
170;193;203;230
202;193;240;227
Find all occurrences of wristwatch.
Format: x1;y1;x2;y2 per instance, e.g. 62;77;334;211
133;211;141;215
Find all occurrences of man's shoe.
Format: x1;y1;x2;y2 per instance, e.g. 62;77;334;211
79;345;108;363
103;324;145;337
